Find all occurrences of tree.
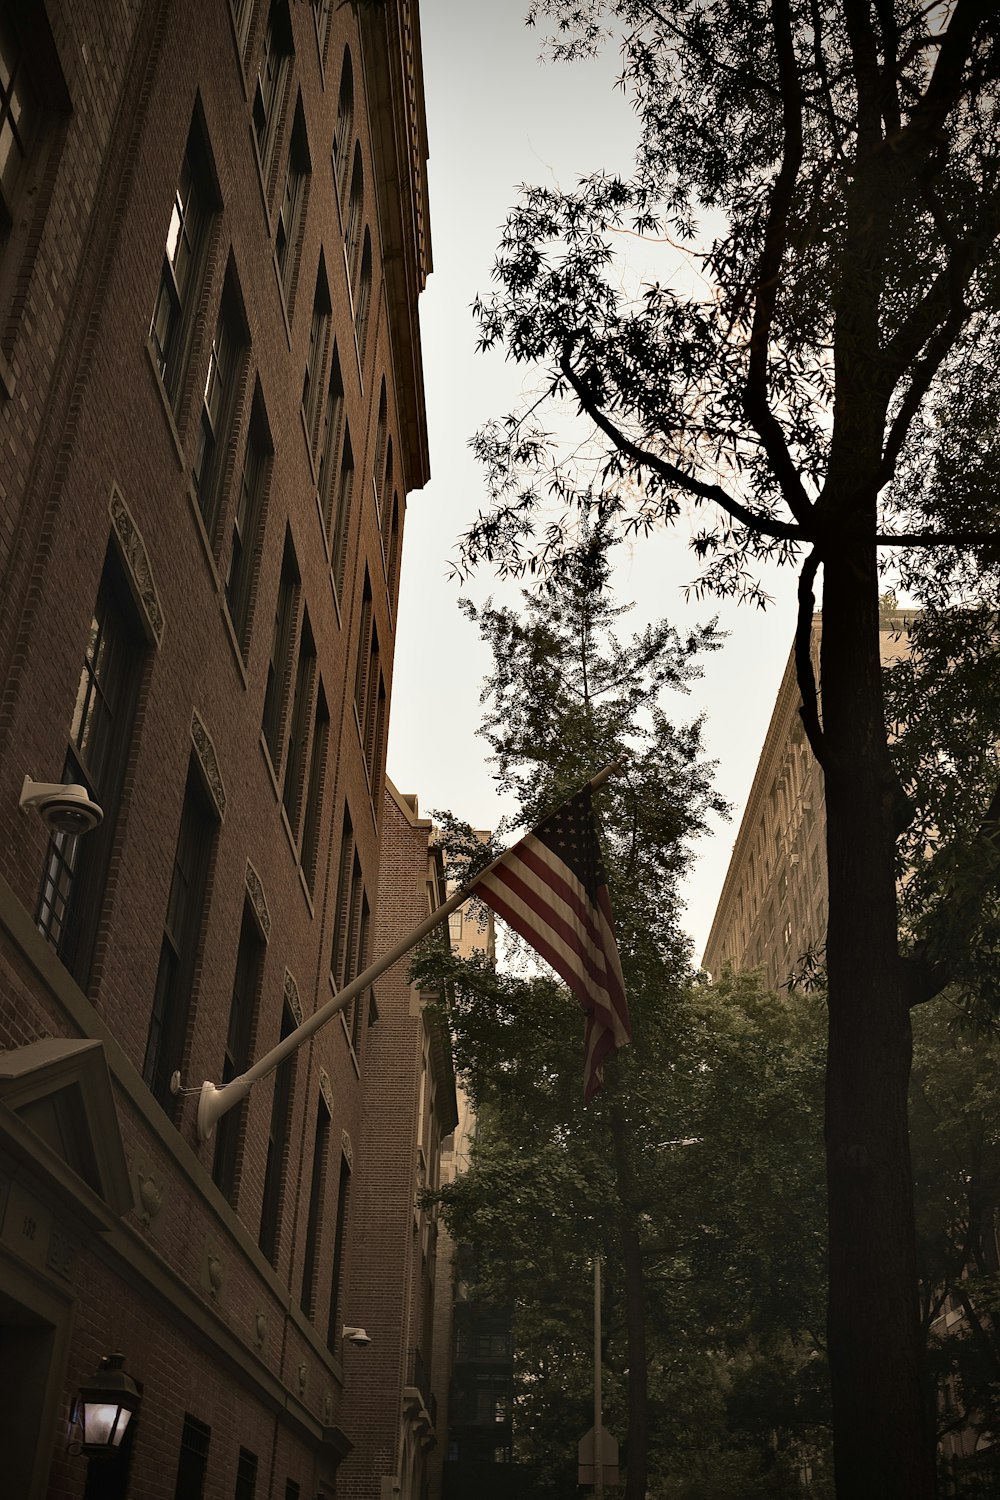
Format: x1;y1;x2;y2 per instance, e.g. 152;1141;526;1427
419;546;835;1494
456;5;1000;1493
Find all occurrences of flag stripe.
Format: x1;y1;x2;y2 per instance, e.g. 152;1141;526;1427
476;874;609;1006
481;861;611;994
516;838;605;938
472;783;630;1101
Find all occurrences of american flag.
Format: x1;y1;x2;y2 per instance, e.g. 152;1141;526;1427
473;786;631;1101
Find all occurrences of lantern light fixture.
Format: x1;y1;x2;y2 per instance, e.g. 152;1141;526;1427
76;1353;140;1457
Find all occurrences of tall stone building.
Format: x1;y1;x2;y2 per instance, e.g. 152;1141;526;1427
0;1;431;1496
703;608;916;986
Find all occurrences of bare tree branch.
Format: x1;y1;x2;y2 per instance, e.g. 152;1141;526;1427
558;348;809;542
741;0;815;529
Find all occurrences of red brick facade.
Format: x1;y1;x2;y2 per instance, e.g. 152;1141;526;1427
336;783;458;1500
0;1;431;1496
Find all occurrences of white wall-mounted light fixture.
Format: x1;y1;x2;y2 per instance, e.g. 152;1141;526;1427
19;775;103;835
342;1326;372;1347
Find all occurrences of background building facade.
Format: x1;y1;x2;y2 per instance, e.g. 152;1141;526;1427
0;0;432;1495
703;608;916;986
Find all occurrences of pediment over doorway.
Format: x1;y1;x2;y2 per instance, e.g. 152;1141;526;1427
0;1037;133;1228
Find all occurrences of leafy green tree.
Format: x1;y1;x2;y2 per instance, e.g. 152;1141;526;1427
419;545;834;1494
455;5;1000;1492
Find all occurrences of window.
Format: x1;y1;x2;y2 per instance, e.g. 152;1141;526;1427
235;1448;258;1500
0;12;38;251
231;0;255;58
0;7;68;363
300;1095;331;1318
331;807;354;989
36;547;145;986
193;269;246;544
253;0;292;188
212;902;264;1203
354;228;372;353
332;49;354;200
317;344;344;538
282;612;315;835
353;573;372;733
226;384;272;652
351;894;370;1052
380;439;394;539
326;1151;351;1350
344;145;363;275
299;682;329;890
174;1415;210;1500
143;763;217;1112
301;257;331;452
354;575;384;785
150;119;215;405
311;0;332;58
259;1003;297;1265
386;498;401;603
330;422;354;598
373;381;387;512
261;532;300;769
386;493;400;601
285;1484;301;1500
276;98;310;307
448;911;463;943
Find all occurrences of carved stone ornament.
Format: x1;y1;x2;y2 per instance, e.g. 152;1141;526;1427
341;1130;353;1169
245;861;271;940
298;1361;308;1396
319;1067;334;1116
323;1389;333;1425
283;969;303;1025
207;1250;224;1298
136;1168;163;1225
191;709;227;819
254;1311;267;1349
109;485;165;643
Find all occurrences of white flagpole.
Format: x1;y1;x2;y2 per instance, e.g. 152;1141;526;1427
594;1255;604;1500
192;758;625;1141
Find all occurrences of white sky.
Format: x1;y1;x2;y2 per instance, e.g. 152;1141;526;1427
386;0;800;960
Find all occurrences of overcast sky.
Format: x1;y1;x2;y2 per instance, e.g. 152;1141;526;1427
385;0;800;960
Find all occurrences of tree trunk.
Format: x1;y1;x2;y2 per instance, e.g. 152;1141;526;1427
820;545;936;1498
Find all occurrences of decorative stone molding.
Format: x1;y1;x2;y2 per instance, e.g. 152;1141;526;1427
341;1130;353;1169
135;1166;164;1226
245;861;270;941
319;1067;334;1115
254;1310;267;1349
109;484;165;644
204;1240;225;1299
191;709;227;819
283;968;303;1025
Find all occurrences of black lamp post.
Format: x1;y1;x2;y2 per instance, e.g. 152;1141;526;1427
77;1354;140;1457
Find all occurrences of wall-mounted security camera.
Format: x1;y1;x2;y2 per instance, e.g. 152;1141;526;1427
19;776;104;836
342;1326;372;1347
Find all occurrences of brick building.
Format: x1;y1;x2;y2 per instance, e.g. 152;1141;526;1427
336;782;458;1500
0;1;431;1496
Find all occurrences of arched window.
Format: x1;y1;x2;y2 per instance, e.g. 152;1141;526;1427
332;47;354;200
